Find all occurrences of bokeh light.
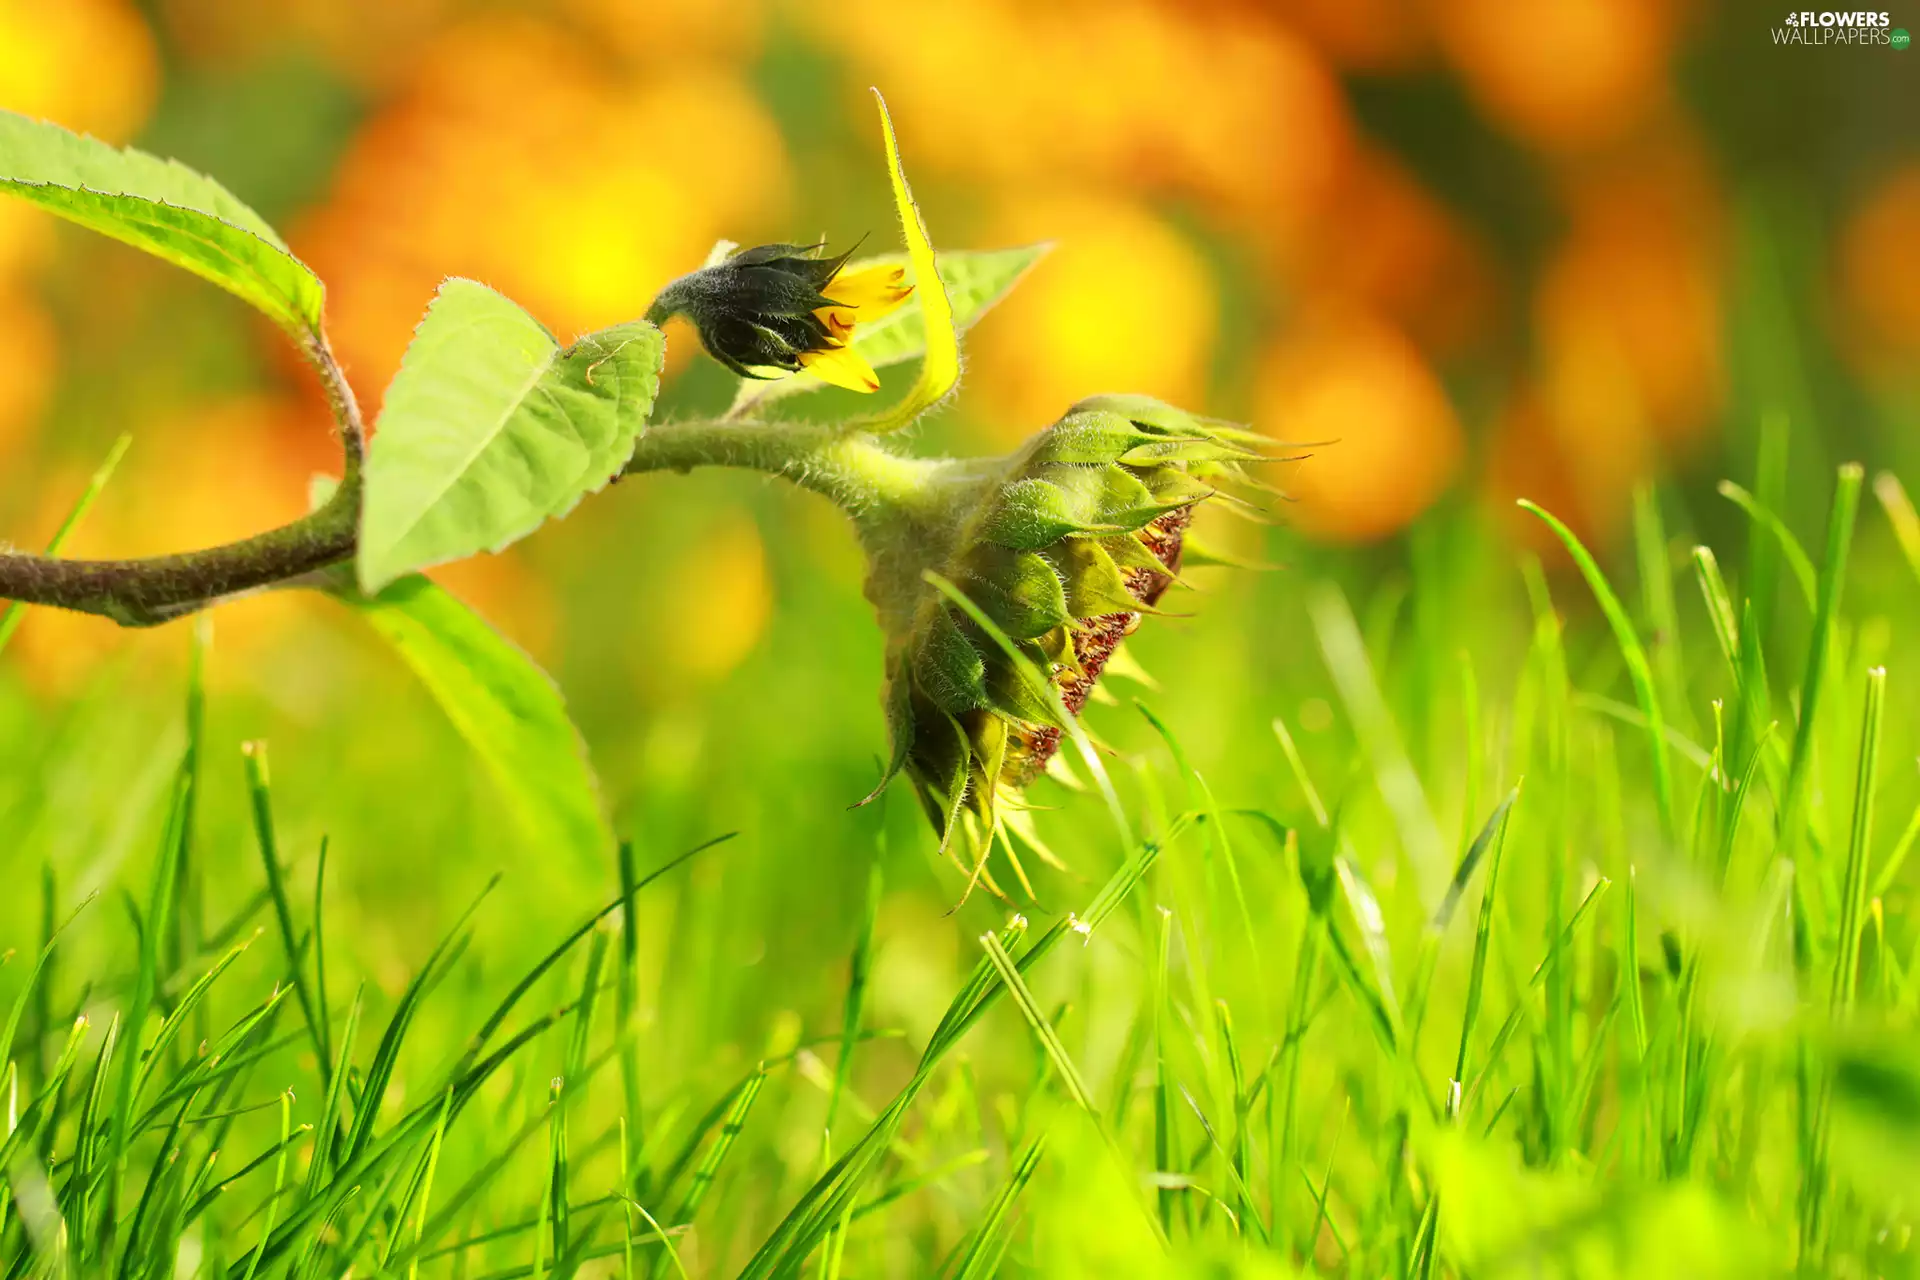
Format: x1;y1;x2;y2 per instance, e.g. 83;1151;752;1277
1;0;1916;671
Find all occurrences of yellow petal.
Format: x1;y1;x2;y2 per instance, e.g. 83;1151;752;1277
824;262;915;317
815;306;858;341
797;342;881;393
856;90;959;433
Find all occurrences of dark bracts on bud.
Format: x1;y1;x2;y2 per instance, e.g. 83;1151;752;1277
869;394;1270;871
645;242;856;379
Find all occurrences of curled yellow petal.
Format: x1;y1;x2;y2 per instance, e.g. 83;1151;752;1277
798;342;882;393
855;89;959;433
823;262;914;317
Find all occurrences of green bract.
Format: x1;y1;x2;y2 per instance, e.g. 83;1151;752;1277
864;394;1268;868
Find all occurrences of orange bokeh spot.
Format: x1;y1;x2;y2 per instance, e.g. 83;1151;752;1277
561;0;765;66
1482;382;1647;553
1434;0;1675;154
968;191;1216;443
1535;152;1724;455
297;17;790;419
1838;164;1920;382
1281;146;1498;359
1266;0;1431;72
8;397;322;694
159;0;458;87
1255;307;1464;542
0;289;55;458
806;0;1350;233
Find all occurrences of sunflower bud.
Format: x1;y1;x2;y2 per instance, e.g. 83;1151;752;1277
869;395;1267;864
646;242;912;393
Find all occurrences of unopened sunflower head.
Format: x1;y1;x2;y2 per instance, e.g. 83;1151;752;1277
646;241;913;393
868;394;1273;876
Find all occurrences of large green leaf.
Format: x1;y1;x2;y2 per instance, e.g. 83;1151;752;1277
729;244;1048;412
342;575;613;869
0;110;324;337
358;279;663;592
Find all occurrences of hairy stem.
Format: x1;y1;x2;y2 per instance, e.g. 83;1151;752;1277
306;330;366;483
0;405;976;628
0;484;360;627
623;418;947;517
0;328;368;627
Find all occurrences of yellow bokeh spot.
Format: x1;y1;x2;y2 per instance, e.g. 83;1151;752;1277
647;510;770;685
971;191;1215;443
0;0;157;142
0;0;159;280
1255;307;1464;543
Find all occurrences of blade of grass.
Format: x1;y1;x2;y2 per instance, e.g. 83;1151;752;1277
242;742;330;1095
1869;790;1920;902
108;763;193;1237
949;1134;1045;1280
1692;546;1741;680
827;842;884;1137
1719;480;1818;612
1517;499;1675;841
979;930;1166;1247
238;1090;295;1280
1462;876;1613;1114
1875;470;1920;585
614;840;645;1188
1152;905;1176;1237
738;823;1179;1279
1309;583;1448;905
0;434;131;658
1780;464;1865;860
1803;665;1886;1260
1449;794;1516;1119
1634;484;1689;731
673;1068;763;1226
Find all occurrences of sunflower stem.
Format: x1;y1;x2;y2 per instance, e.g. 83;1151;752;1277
623;418;947;516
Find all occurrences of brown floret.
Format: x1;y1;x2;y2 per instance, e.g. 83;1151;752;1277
1004;505;1193;784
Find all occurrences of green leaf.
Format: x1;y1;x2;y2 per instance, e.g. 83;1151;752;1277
1047;463;1164;531
960;548;1072;640
1047;537;1144;618
729;244;1046;412
978;477;1115;550
1028;411;1158;466
915;607;988;714
358;279;663;592
0;110;323;336
341;575;613;869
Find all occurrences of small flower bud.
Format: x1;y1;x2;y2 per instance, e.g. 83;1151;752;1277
647;242;912;393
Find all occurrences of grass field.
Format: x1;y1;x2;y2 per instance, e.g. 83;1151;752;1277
5;407;1920;1278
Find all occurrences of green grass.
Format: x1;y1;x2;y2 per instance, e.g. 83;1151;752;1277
4;431;1920;1278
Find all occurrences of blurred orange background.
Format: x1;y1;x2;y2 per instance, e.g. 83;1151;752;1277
2;0;1916;691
